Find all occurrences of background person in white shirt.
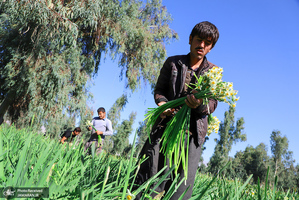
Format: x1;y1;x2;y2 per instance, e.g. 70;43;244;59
84;107;113;154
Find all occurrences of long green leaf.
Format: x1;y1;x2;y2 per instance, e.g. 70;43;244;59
0;130;6;182
121;130;137;200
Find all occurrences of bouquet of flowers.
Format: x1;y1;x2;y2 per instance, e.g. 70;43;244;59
86;120;102;146
145;66;239;180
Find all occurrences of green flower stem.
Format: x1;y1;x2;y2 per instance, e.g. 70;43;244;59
90;125;102;147
160;105;191;179
145;72;236;180
145;89;216;180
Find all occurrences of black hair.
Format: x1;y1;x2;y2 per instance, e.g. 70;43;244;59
97;107;106;113
74;127;81;132
190;21;219;48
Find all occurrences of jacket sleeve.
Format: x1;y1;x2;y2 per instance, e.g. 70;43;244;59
91;118;96;134
103;119;113;136
154;57;172;105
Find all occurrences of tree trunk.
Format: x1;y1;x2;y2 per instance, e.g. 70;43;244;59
0;90;15;125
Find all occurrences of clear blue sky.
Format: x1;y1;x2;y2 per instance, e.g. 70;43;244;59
88;0;299;164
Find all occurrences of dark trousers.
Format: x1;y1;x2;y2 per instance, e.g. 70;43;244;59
84;140;102;155
135;122;203;200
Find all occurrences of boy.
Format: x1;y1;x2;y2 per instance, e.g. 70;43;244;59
135;21;219;199
60;127;81;144
84;107;113;154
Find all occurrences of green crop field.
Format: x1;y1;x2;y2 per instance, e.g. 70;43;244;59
0;124;297;200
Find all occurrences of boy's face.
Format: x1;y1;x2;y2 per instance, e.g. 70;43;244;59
189;35;213;62
74;131;80;136
98;111;106;119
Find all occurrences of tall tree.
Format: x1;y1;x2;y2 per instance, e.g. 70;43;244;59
196;136;210;174
233;143;269;183
231;151;247;180
112;112;136;156
0;0;177;135
208;106;246;175
103;94;128;153
107;94;128;129
134;119;148;157
278;150;296;190
270;130;296;189
295;164;299;190
270;130;289;176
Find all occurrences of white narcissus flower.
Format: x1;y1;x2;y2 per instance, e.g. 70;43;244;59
145;66;239;180
210;79;217;86
126;189;135;200
207;115;220;135
207;129;213;136
215;74;222;81
86;121;93;126
210;87;216;93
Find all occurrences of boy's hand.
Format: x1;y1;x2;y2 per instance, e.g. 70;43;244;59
158;101;175;119
160;108;175;119
96;130;103;135
185;90;203;108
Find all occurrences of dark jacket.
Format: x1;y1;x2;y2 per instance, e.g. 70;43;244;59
154;54;218;146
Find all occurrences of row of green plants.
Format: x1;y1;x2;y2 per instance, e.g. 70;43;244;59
0;124;298;199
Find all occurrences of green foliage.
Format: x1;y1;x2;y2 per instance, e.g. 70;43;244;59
112;112;136;157
232;143;269;183
270;130;296;190
207;128;299;192
134;119;149;157
0;124;85;197
193;166;299;200
0;124;169;199
0;0;177;136
207;108;298;191
296;164;299;189
208;106;246;175
1;124;298;199
107;94;128;130
270;130;290;175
